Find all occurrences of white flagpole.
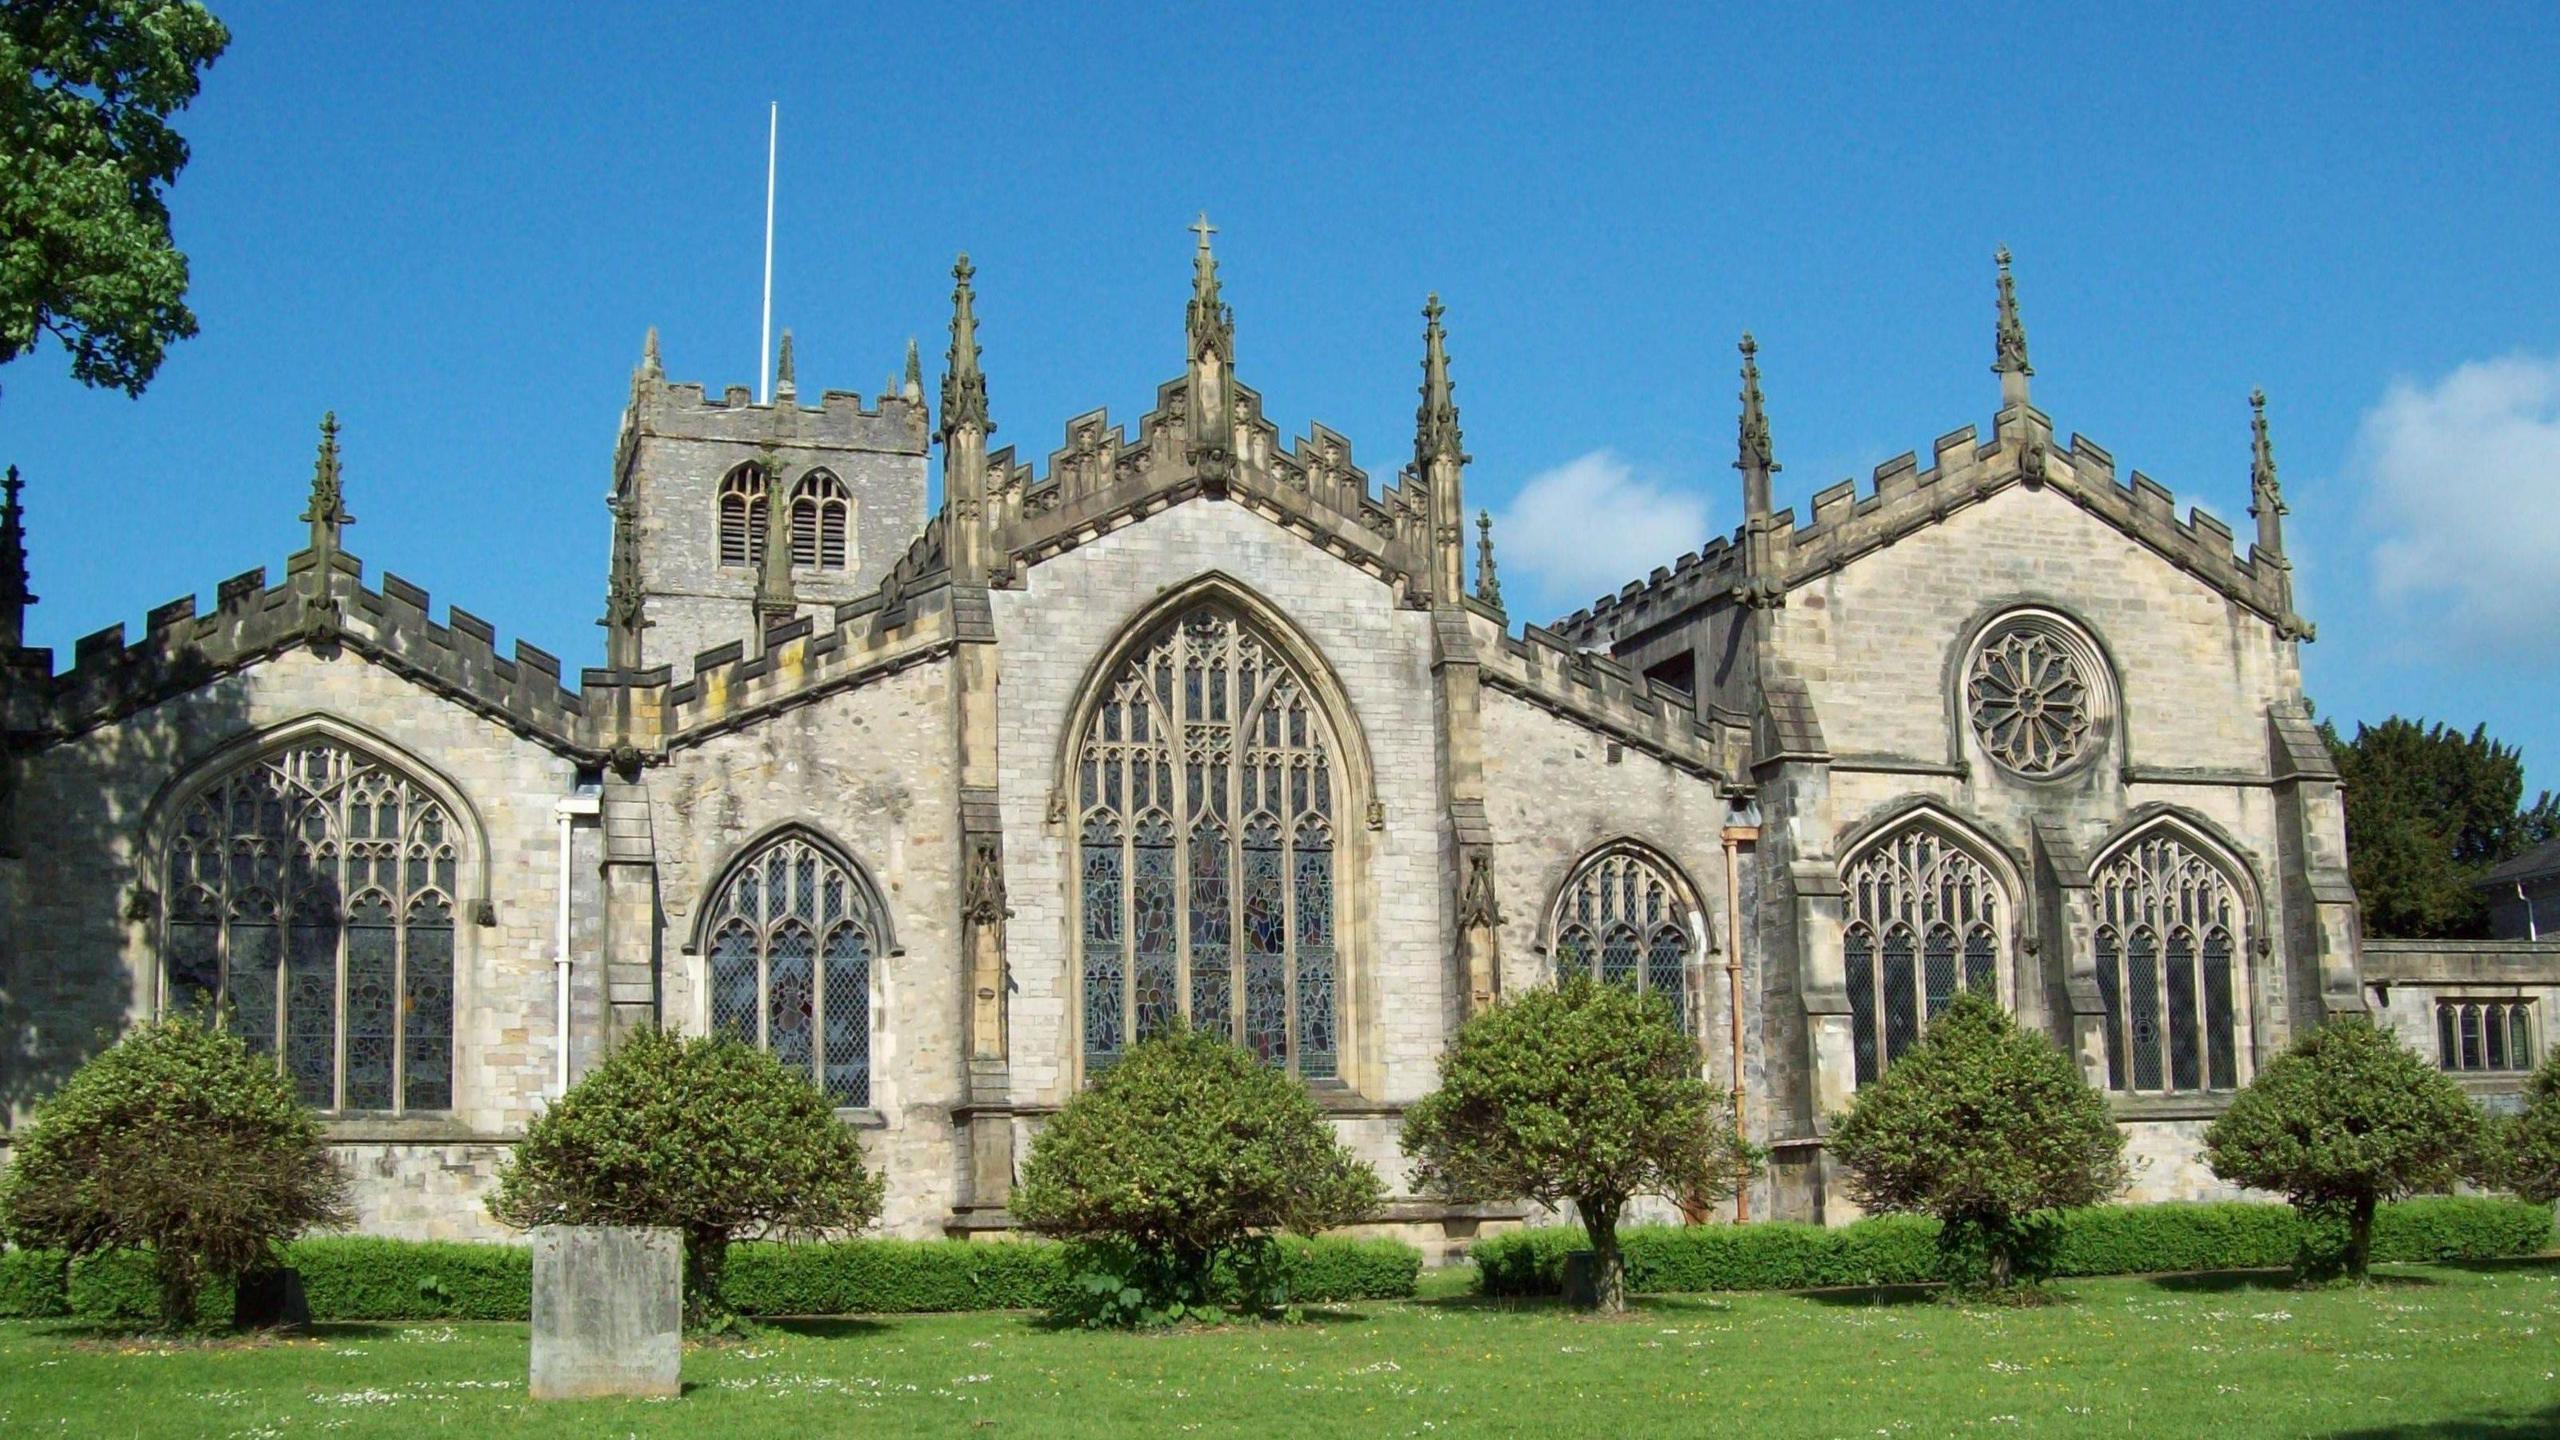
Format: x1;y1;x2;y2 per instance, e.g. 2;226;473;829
759;102;777;404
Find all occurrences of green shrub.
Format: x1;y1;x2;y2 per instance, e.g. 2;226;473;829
0;1248;70;1318
68;1248;236;1326
2206;1017;2485;1281
286;1237;532;1321
2500;1054;2560;1204
1403;977;1757;1313
1014;1027;1381;1326
1828;992;2127;1294
1470;1198;2550;1298
1278;1236;1421;1302
487;1028;882;1328
725;1239;1063;1316
0;1018;351;1330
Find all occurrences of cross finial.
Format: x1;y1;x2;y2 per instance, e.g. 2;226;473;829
1186;214;1233;365
1415;291;1465;471
1190;212;1217;250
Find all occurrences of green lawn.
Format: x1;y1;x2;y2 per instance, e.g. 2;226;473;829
5;1262;2555;1439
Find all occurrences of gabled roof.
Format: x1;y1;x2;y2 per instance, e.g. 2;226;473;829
2483;838;2560;887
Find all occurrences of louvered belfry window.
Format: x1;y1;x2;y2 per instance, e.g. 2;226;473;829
164;740;457;1112
789;469;850;570
1077;606;1339;1079
717;462;771;567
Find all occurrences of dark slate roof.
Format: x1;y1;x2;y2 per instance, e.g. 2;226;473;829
2482;838;2560;886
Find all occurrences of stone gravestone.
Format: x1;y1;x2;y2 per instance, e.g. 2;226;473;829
529;1225;682;1400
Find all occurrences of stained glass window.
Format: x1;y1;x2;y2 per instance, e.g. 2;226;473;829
2438;1000;2535;1073
1841;824;2008;1086
2092;830;2245;1094
161;739;458;1111
1548;847;1694;1033
1076;605;1340;1078
701;833;884;1105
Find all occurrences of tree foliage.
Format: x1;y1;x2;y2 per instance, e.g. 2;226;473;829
2205;1017;2485;1282
1;1;230;398
2495;1053;2560;1206
2323;716;2559;938
0;1017;350;1330
1012;1027;1381;1325
1827;991;2127;1294
486;1028;882;1328
1401;977;1758;1313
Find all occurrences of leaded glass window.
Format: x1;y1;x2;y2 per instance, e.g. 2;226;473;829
1842;825;2007;1086
2438;1000;2535;1073
703;834;883;1105
1076;606;1340;1078
1550;847;1694;1033
163;740;458;1111
2092;830;2245;1095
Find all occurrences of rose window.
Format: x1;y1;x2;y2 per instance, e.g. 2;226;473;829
1966;624;2096;776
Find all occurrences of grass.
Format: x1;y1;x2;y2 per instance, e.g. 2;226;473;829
3;1261;2555;1438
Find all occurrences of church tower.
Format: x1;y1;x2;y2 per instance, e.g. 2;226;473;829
604;327;930;674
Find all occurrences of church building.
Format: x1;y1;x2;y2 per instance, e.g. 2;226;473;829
1;230;2543;1246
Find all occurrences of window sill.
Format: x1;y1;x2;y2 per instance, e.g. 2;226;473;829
835;1107;887;1130
318;1115;511;1144
2107;1092;2237;1122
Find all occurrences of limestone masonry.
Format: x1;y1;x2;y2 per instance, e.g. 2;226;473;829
1;234;2549;1250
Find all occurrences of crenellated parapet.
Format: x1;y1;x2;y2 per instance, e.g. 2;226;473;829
1477;612;1749;782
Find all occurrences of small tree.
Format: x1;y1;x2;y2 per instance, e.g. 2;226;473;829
1401;977;1758;1314
0;1017;350;1330
1828;991;2126;1295
486;1029;882;1327
1012;1027;1380;1324
2486;1053;2560;1206
2205;1016;2483;1282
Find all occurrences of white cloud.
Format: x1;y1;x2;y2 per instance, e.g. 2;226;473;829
2361;354;2560;655
1493;450;1712;614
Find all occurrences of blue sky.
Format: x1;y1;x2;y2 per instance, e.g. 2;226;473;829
7;3;2558;793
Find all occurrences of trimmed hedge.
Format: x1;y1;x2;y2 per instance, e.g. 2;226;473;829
7;1233;1422;1325
1473;1198;2556;1298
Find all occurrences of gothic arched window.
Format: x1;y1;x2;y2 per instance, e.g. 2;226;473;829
790;469;850;571
1550;846;1696;1033
163;739;459;1112
1077;605;1340;1079
717;462;771;568
702;833;886;1107
2092;829;2244;1094
1841;823;2009;1087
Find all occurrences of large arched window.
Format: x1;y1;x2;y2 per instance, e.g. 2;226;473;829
163;739;458;1112
789;469;850;571
1841;823;2009;1087
2092;828;2244;1094
1077;605;1339;1079
1550;845;1696;1033
702;832;886;1106
717;462;771;568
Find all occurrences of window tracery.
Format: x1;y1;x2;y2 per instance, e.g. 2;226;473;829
1076;606;1339;1078
718;462;771;568
789;469;850;571
1964;613;2105;777
1841;825;2007;1086
163;740;457;1112
2091;830;2243;1094
703;833;883;1106
1549;847;1694;1032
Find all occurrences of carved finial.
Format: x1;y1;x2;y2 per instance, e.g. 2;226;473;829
301;411;351;554
903;337;924;403
941;253;992;441
0;465;32;649
774;328;796;400
2249;387;2288;558
1416;293;1467;471
1475;508;1504;611
1993;245;2032;406
1735;332;1780;514
601;492;650;665
1186;213;1233;365
640;326;662;379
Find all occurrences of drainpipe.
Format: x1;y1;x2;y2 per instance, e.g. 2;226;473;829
553;789;602;1096
1720;822;1759;1222
2521;882;2542;943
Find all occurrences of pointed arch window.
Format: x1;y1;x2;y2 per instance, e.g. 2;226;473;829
717;462;771;568
162;740;458;1112
702;833;886;1106
1549;846;1696;1034
1076;605;1340;1079
2092;829;2244;1094
1841;824;2008;1087
790;469;850;571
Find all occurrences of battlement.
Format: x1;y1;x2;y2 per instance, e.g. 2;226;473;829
1477;612;1745;781
625;373;929;455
